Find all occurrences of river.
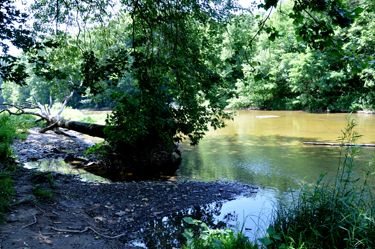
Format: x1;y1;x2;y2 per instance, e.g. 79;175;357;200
146;110;375;242
61;110;375;245
178;110;375;193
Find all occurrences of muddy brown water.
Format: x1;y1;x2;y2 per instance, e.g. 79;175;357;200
84;110;375;245
178;110;375;193
26;110;375;247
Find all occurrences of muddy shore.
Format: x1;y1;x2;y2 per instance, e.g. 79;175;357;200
0;128;258;249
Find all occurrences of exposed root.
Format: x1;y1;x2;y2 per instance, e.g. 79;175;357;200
51;226;127;239
20;215;37;230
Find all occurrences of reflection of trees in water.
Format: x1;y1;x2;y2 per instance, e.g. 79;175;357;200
28;159;108;182
140;202;239;249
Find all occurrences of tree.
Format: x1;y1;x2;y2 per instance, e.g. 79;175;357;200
0;0;35;86
228;0;373;111
0;0;371;172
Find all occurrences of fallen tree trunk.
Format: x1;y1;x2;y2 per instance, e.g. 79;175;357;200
303;142;375;147
50;117;106;138
0;87;107;138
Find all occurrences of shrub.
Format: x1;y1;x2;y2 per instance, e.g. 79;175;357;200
0;173;14;222
0;114;16;160
260;115;375;248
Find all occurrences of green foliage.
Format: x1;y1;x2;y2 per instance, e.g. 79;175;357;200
103;0;234;155
0;173;14;222
182;217;258;249
0;113;42;161
0;0;35;86
32;172;56;189
85;141;107;156
228;0;375;111
2;0;374;159
0;114;17;160
260;115;375;248
33;185;53;202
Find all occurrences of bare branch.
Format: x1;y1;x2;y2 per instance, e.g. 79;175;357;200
19;102;39;109
1;102;37;110
57;91;74;117
244;7;273;67
48;96;53;115
0;103;46;120
32;94;48;117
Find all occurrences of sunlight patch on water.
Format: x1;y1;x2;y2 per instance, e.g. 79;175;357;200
24;159;110;183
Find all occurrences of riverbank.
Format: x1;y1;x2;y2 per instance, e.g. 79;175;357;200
0;127;258;248
226;107;375;114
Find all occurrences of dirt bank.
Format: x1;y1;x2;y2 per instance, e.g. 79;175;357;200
0;128;258;249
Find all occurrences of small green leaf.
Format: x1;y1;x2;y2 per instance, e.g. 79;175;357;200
266;227;276;235
296;36;303;42
212;238;224;247
183;217;194;224
258;237;273;246
254;74;262;82
268;34;276;41
354;7;364;15
272;234;282;240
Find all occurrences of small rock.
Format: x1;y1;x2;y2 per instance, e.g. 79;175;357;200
115;211;126;217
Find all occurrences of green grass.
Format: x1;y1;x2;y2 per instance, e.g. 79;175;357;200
0;113;45;160
0;113;42;221
33;185;54;202
51;103;107;125
0;172;14;222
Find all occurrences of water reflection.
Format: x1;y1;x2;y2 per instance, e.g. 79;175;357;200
139;203;226;248
24;159;110;183
138;188;287;248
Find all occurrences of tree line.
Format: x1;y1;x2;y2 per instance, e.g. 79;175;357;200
0;0;372;161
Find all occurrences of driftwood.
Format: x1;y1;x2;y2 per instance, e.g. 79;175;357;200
303;142;375;147
0;78;106;138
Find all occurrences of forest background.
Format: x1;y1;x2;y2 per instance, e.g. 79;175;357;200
2;0;374;112
0;0;374;153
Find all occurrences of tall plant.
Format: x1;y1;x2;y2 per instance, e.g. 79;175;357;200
261;115;375;248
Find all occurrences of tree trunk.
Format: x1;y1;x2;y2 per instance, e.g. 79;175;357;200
0;89;107;138
54;117;106;138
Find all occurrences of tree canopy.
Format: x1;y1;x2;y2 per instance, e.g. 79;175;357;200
0;0;374;161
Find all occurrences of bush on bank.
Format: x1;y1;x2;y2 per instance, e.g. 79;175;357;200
0;113;40;222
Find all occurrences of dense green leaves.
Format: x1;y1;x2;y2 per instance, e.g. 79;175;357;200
104;0;234;149
228;0;375;112
1;0;375;160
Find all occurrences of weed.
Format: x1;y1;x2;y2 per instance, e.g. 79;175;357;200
182;217;258;249
0;113;41;161
260;115;375;248
32;172;57;188
33;185;54;202
0;175;15;222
